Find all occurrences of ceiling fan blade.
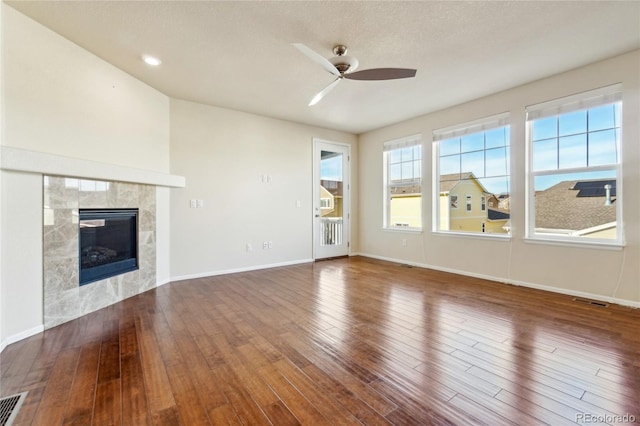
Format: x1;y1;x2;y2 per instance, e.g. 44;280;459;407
344;68;417;81
309;78;341;106
293;43;341;77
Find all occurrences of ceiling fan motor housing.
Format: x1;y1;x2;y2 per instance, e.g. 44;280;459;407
329;54;359;74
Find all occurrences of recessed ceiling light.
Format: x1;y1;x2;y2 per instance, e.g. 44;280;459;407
142;55;161;66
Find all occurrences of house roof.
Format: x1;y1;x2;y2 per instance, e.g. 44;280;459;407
488;209;510;221
320;180;343;197
535;179;616;231
439;172;487;194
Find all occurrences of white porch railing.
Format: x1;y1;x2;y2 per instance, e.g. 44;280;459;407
320;217;343;246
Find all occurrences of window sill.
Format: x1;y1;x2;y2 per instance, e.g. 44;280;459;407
432;231;511;241
383;227;423;234
524;236;625;250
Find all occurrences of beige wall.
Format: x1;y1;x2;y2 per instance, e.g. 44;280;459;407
1;4;171;348
169;99;357;279
358;50;640;305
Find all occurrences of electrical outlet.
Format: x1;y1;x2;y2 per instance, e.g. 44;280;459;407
246;243;253;252
268;241;273;249
190;199;197;208
263;241;269;249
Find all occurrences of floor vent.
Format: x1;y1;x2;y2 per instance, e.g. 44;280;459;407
0;392;28;426
573;297;609;308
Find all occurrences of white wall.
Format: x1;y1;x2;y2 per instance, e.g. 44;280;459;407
358;50;640;306
169;99;357;279
0;4;172;348
0;1;5;347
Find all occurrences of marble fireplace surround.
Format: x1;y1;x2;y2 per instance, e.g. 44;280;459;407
44;176;156;328
1;146;186;330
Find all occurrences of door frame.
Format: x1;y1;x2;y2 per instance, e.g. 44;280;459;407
313;138;351;260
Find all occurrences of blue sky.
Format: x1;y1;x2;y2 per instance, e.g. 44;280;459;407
321;153;343;181
440;127;510;194
531;103;619;190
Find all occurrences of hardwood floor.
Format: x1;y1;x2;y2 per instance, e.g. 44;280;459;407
1;256;639;425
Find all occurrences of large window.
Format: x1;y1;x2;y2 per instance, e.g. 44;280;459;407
383;135;422;229
434;113;510;235
526;85;622;244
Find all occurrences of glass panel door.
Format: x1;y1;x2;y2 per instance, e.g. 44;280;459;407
314;140;350;259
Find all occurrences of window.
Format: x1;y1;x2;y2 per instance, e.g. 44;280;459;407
526;85;622;244
434;113;510;235
320;198;333;208
383;135;422;229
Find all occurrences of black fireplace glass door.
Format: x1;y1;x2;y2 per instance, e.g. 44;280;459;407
79;209;138;285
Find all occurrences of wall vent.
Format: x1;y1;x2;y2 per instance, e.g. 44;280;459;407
0;392;28;426
572;297;609;308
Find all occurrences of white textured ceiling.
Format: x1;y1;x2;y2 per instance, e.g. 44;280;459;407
6;1;640;134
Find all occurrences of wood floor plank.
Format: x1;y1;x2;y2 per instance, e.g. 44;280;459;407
256;363;330;425
120;352;152;426
278;331;398;417
212;363;272;425
272;358;362;424
2;256;639;425
62;341;101;425
93;378;122;426
135;310;176;415
30;347;81;425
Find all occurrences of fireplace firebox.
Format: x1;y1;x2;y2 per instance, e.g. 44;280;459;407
79;209;138;286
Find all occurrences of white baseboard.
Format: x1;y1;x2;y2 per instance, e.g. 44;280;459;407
171;258;315;283
0;324;44;353
358;252;640;309
156;277;172;287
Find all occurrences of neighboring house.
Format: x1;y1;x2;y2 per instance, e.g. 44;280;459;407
439;172;510;234
320;180;343;218
535;179;616;238
486;194;500;210
389;182;422;228
498;194;510;210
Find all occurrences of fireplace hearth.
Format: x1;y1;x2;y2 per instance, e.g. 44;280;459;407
79;209;138;285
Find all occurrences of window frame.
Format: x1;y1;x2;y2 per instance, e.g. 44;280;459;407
320;198;333;209
450;195;458;209
383;134;423;231
433;113;511;238
525;84;623;247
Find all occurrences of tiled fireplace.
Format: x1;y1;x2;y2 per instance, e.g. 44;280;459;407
43;176;156;329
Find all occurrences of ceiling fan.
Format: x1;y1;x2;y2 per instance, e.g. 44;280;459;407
293;43;417;106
